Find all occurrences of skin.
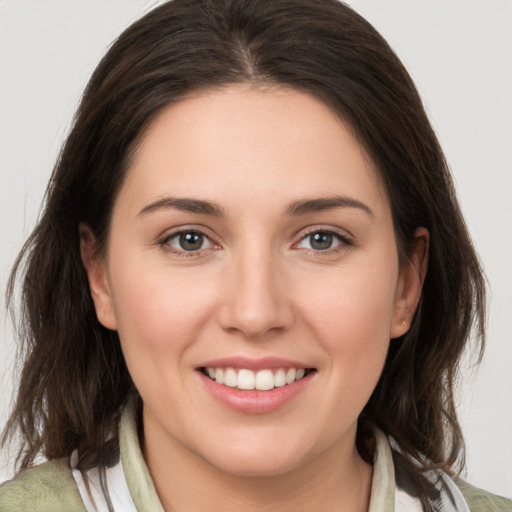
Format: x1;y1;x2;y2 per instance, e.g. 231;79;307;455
82;85;428;511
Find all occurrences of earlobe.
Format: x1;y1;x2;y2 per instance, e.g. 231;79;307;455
79;224;118;331
390;227;429;339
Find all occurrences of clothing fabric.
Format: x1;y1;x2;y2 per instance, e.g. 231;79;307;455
1;400;511;511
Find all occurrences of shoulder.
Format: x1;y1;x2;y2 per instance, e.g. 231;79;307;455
456;479;512;512
387;437;511;512
0;458;86;512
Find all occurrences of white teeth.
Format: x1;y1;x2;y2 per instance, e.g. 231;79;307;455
255;369;274;391
274;369;287;387
237;369;255;390
214;368;224;385
285;368;296;384
224;368;237;387
204;367;310;390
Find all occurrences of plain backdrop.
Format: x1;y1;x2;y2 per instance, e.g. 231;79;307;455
1;0;511;498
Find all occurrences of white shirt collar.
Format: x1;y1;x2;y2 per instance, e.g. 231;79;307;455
71;401;469;512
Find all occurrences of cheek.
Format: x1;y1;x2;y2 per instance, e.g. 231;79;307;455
295;258;398;398
108;262;217;369
299;258;398;338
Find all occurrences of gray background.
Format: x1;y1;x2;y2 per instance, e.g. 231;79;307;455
1;0;511;497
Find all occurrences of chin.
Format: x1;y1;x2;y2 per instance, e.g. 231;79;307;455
200;439;310;478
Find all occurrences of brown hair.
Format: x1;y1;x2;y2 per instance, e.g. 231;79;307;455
3;0;485;508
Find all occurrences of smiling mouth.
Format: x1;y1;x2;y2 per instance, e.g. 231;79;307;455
200;367;316;391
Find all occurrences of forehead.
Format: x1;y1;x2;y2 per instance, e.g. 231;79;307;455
120;85;390;217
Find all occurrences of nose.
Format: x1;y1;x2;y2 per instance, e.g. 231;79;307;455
217;248;294;340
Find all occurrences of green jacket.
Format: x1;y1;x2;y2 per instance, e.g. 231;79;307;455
1;460;510;511
1;403;511;511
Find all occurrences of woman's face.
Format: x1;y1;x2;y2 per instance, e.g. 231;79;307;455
84;85;425;477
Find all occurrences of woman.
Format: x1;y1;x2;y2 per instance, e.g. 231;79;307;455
1;0;510;510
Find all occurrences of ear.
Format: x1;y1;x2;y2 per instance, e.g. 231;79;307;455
79;223;118;330
390;227;429;339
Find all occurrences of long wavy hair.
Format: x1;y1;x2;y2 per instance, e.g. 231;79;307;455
3;0;485;509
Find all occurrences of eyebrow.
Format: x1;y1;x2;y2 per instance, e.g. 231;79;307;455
138;194;373;219
138;197;225;217
285;195;374;218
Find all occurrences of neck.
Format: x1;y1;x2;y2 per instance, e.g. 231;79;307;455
142;413;373;512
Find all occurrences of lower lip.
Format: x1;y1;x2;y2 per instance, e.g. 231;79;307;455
199;372;314;414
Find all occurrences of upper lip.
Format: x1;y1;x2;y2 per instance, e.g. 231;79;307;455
197;356;313;371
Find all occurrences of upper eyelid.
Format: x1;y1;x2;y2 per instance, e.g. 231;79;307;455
159;225;217;242
296;225;353;242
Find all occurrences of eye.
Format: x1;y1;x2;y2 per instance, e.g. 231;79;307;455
164;230;214;252
296;230;348;251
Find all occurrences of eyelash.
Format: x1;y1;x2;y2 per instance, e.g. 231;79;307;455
293;227;353;256
158;227;353;258
158;229;219;258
